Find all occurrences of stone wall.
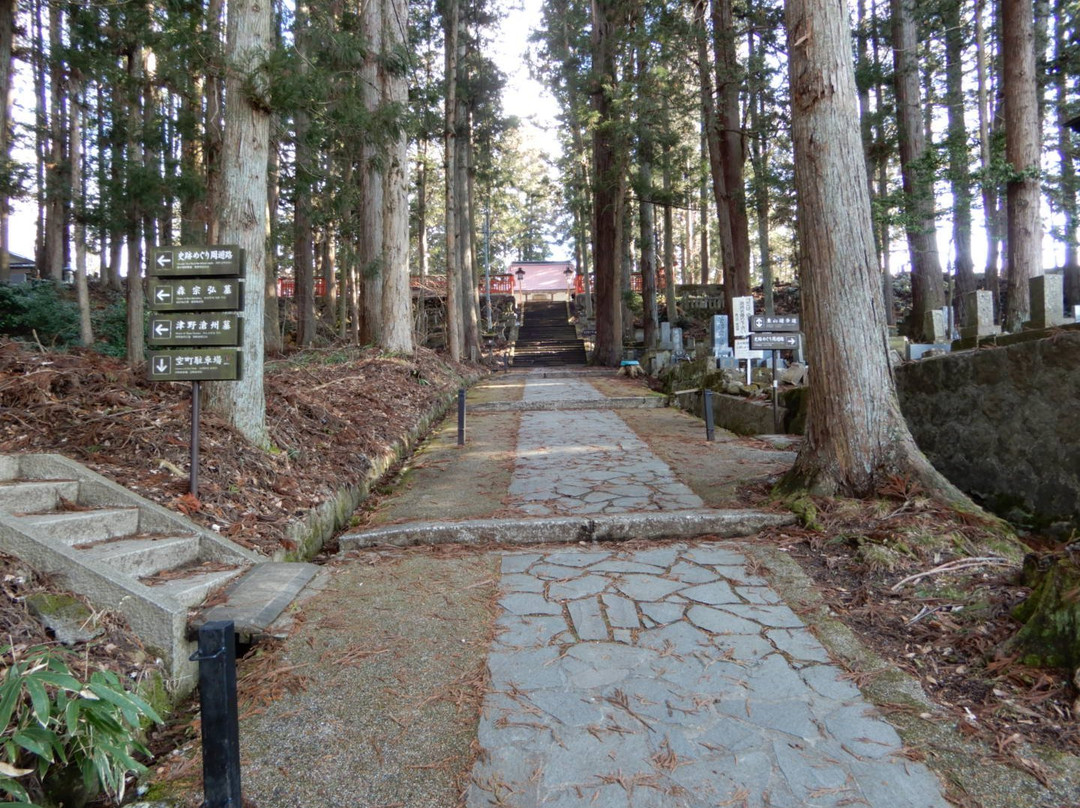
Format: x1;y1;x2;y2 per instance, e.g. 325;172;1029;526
894;330;1080;526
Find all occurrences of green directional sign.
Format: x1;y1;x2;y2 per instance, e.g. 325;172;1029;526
147;348;241;381
148;313;241;346
148;278;241;311
149;245;243;277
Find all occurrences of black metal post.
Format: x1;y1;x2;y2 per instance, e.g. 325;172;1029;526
703;389;715;442
457;388;466;445
191;381;200;497
772;350;780;433
192;621;241;808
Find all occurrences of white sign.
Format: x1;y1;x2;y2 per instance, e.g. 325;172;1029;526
733;296;755;337
733;338;764;360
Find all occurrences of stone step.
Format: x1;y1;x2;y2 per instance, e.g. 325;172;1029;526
12;507;141;545
189;562;321;641
75;534;203;577
144;565;248;609
0;479;80;514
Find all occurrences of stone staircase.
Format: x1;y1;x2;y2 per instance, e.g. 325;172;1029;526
0;453;263;690
512;301;588;367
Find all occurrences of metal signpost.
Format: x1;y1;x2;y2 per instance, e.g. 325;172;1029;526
147;246;244;496
748;314;803;433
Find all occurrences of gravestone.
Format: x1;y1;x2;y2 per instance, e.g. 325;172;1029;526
712;315;732;358
1074;304;1080;320
924;309;947;343
1028;275;1066;329
672;328;687;359
660;321;672;349
959;290;999;339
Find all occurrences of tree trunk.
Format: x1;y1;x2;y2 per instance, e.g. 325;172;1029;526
44;0;65;282
70;85;92;347
125;50;144;366
699;127;710;285
590;0;623;366
264;113;282;355
1011;552;1080;670
205;0;271;448
0;0;14;284
204;0;225;244
1057;0;1080;309
695;0;737;342
1002;0;1042;332
943;0;975;327
663;155;677;324
293;1;316;347
379;0;413;355
359;0;384;346
891;0;944;341
443;0;463;361
748;21;772;315
712;0;751;293
779;0;969;503
976;0;1001;315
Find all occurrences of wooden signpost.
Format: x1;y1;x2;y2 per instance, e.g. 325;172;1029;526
748;314;803;433
146;245;244;495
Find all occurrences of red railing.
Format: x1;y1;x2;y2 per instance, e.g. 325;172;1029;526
574;268;669;294
482;274;516;294
277;276;327;298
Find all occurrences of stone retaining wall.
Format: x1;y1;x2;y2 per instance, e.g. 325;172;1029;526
894;330;1080;526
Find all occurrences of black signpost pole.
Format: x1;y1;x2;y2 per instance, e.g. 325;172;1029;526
771;351;779;434
191;381;200;497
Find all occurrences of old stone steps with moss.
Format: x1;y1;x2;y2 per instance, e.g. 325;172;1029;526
0;453;316;694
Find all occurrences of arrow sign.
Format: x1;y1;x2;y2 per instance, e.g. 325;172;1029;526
148;245;243;277
147;313;241;346
750;332;803;351
147;279;241;311
146;349;241;381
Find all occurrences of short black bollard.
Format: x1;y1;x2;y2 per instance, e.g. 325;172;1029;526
191;621;241;808
457;388;466;445
704;389;715;442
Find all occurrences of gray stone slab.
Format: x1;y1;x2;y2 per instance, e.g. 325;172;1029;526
568;596;608;641
602;593;641;629
495;614;569;648
544;550;609;568
531;563;589;579
680;581;739;605
823;703;903;759
668;561;721;584
500;572;545;593
766;627;832;663
639;601;685;625
487;646;567;689
798;664;863;702
500;591;564;616
550;574;610;601
683;545;748;567
195;562;318;636
590;559;673;575
635;620;714;655
734;585;782;604
615;574;686;601
719;602;805;628
686;604;764;635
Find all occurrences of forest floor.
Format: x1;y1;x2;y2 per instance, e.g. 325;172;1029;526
0;338;1077;807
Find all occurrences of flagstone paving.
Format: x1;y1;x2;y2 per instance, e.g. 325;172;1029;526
467;543;951;808
509;378;704;517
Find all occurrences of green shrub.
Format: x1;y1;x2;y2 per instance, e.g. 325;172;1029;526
0;644;163;807
91;299;129;357
0;282;80;347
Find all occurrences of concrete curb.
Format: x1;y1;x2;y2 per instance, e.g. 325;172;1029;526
339;508;796;550
469;396;666;413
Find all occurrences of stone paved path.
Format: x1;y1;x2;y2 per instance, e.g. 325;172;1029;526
510;378;704;516
471;375;949;808
467;543;950;808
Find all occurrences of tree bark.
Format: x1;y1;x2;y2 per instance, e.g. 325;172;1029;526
976;0;1001;315
293;1;316;347
205;0;271;447
204;0;225;244
590;0;623;366
44;0;65;282
70;85;92;347
359;0;384;346
124;50;144;366
0;0;14;284
379;0;414;355
444;0;463;360
1057;0;1080;309
943;0;975;326
779;0;968;503
891;0;944;341
1002;0;1042;332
